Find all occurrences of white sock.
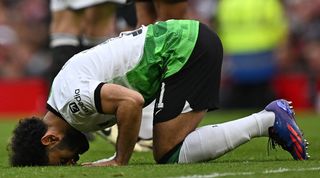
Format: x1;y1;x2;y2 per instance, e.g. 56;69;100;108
139;101;155;139
50;33;80;48
178;110;275;163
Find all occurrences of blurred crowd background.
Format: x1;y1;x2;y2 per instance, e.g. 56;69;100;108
0;0;320;113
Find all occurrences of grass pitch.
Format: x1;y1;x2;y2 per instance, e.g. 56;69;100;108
0;110;319;178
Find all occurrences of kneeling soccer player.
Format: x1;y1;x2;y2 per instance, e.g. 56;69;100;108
9;19;309;166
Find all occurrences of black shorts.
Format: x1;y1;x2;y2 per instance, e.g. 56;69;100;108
153;23;223;124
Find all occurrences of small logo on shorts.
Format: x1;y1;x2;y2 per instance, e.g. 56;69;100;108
69;102;80;113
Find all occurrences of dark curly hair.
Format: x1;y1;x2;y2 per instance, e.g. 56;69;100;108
9;117;49;166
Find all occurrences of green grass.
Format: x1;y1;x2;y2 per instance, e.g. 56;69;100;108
1;110;319;178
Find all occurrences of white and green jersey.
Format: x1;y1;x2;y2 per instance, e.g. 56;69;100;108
47;20;199;132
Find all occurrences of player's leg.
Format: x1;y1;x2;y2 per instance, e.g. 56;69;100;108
135;0;188;27
153;0;188;21
134;101;154;152
153;110;205;162
50;0;84;36
139;101;154;140
154;109;274;162
135;0;156;26
178;110;275;162
81;3;117;50
49;0;84;82
149;101;309;163
178;99;309;163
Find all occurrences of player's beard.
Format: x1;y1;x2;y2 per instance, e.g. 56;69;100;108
55;127;89;156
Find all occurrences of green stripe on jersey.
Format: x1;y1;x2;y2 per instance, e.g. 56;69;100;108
126;20;199;104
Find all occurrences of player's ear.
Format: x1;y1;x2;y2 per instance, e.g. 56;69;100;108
41;133;60;146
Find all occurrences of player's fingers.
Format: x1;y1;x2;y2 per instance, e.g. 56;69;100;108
81;162;93;166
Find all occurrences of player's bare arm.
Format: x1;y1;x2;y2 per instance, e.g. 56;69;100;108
83;84;144;166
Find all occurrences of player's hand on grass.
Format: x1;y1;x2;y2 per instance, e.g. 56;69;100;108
81;153;120;167
81;159;120;167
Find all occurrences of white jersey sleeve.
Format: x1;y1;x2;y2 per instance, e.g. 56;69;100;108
47;78;116;132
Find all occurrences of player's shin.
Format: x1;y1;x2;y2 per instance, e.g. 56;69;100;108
178;110;275;163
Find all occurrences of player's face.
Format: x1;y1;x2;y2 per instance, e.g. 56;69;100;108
45;126;88;166
47;148;78;165
44;127;89;165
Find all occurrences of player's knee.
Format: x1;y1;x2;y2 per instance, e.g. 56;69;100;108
132;93;145;108
155;142;183;164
